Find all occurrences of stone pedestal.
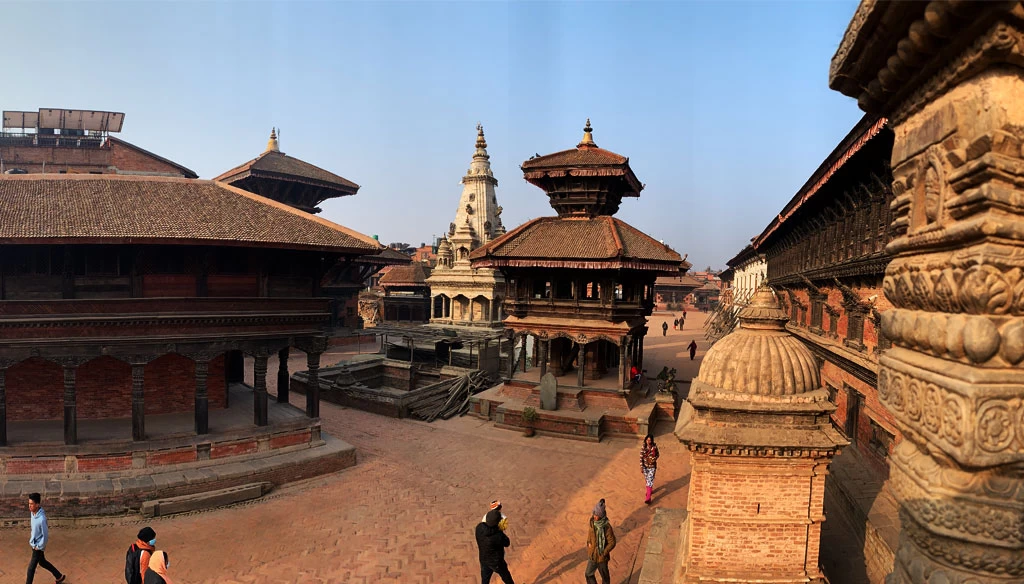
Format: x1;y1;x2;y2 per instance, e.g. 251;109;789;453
831;3;1024;581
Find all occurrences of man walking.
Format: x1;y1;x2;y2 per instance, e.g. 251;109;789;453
687;339;698;360
476;508;515;584
585;499;616;584
26;493;66;584
661;321;668;336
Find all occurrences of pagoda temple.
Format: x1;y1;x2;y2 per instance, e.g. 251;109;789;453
426;124;506;328
470;120;684;440
215;128;359;214
216;130;393;328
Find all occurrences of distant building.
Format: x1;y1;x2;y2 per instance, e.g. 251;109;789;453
426;125;506;328
1;108;196;178
379;263;432;323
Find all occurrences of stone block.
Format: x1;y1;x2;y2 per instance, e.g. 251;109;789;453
539;373;557;411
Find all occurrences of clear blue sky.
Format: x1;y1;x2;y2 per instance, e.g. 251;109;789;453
5;1;863;269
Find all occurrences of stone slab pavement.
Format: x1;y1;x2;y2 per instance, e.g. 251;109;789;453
0;314;705;584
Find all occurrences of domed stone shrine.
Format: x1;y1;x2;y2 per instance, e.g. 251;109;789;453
674;286;847;583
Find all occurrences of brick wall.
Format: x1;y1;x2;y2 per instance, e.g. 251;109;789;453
5;353;227;421
108;139;190;176
686;454;828;578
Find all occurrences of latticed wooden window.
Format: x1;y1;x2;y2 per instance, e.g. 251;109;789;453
846;310;865;350
869;418;895;459
811;295;824;331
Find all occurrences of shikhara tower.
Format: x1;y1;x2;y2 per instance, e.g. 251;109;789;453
426;124;506;328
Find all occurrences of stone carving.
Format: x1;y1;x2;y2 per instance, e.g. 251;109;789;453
880;307;1024;366
539;372;557;411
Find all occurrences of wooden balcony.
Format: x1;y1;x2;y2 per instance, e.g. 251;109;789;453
504;298;652;321
0;297;331;343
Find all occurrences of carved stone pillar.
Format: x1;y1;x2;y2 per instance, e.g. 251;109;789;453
831;4;1024;581
194;358;209;435
253;352;269;427
277;347;290;404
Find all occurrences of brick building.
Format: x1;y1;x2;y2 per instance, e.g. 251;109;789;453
722;114;900;579
0;169;381;515
2;109;197;178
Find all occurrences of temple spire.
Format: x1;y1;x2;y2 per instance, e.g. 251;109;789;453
266;127;280;153
474;123;489;160
578;118;596;148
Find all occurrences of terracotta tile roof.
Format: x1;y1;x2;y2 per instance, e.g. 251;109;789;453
356;246;413;265
0;174;382;253
470;216;682;273
214;150;359;193
521;145;627;169
108;137;199;179
379;263;431;287
655;274;703;288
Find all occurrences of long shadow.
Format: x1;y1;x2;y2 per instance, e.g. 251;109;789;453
532;473;691;584
818;447;886;584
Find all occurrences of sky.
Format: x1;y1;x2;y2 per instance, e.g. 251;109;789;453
4;0;864;270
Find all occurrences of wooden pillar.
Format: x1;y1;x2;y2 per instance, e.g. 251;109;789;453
618;339;627;389
0;366;7;447
194;358;209;435
577;341;586;387
253;353;269;426
638;335;645;370
521;334;528;372
539;339;549;378
507;336;515;379
306;351;321;418
277;347;290;404
131;362;145;441
62;363;77;445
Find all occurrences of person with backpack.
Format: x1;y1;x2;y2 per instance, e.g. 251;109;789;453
476;509;515;584
125;527;156;584
144;550;173;584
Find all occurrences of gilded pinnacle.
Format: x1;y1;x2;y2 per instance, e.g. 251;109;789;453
476;123;487;150
266;127;280;152
578;118;596;148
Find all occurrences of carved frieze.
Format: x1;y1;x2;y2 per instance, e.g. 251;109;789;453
878;362;1024;466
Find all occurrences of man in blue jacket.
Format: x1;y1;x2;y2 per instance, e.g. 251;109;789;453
475;509;515;584
26;493;66;584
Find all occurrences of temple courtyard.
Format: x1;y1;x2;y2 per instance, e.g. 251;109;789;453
0;312;867;583
0;313;701;583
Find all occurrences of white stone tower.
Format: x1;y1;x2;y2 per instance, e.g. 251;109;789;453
427;124;506;327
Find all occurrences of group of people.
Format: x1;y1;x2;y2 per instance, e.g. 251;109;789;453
25;493;173;584
476;434;661;584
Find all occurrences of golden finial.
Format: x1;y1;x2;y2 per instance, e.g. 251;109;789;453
476;123;487;150
578;118;596;147
266;127;280;152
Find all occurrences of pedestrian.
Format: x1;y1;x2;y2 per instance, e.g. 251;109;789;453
585;499;616;584
661;321;668;336
672;317;679;330
26;492;66;584
688;339;697;360
681;312;686;329
640;434;660;504
143;550;173;584
476;508;515;584
481;500;507;529
125;526;157;584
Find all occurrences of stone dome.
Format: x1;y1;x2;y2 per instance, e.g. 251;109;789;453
695;286;820;396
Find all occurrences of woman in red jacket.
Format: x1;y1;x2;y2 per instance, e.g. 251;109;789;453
640;434;660;504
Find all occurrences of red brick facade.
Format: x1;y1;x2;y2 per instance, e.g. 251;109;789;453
5;353;226;421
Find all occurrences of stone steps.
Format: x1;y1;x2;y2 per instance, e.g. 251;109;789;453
142;482;272;517
638;508;688;584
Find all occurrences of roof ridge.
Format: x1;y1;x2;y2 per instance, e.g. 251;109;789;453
607;216;624;255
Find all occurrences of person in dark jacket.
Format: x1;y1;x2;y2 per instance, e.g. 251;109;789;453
687;339;698;360
143;550;172;584
476;509;515;584
661;321;668;336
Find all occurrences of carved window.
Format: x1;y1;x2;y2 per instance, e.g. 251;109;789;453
868;418;895;460
826;383;838;405
827;308;839;338
810;294;824;332
844;385;861;445
845;309;866;351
